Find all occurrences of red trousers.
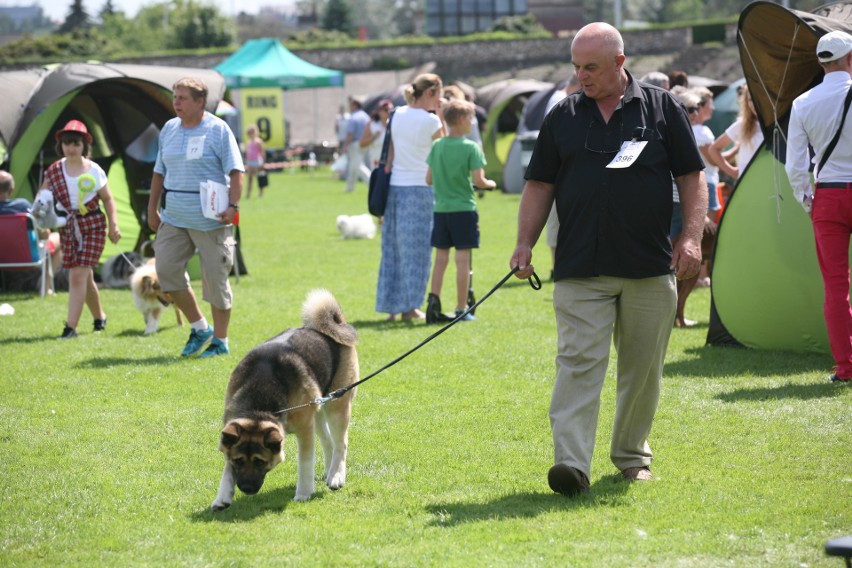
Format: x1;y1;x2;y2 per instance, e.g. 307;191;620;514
812;185;852;378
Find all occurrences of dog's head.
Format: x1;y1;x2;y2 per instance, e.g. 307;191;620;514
336;215;350;233
138;274;158;298
219;418;285;495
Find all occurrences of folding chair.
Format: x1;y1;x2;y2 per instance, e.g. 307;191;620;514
0;212;53;297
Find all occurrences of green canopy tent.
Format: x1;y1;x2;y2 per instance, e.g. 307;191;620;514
214;38;344;146
214;38;344;89
0;63;226;254
707;1;852;352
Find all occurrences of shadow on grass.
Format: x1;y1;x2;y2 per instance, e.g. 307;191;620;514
0;334;52;346
112;327;185;338
665;344;829;379
424;473;631;527
190;485;324;523
74;355;180;368
0;325;184;346
350;318;427;329
714;382;848;402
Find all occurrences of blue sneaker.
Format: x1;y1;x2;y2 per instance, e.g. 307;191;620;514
199;338;230;359
181;327;214;357
455;309;476;321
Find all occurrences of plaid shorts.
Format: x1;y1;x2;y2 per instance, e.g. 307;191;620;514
61;211;106;268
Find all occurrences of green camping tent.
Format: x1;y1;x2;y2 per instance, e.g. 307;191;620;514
0;62;226;253
214;38;343;89
474;79;551;188
707;1;852;352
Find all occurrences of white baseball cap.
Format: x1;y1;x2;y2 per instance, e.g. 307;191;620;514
817;31;852;64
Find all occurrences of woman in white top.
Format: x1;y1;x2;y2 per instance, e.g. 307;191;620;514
708;84;764;182
376;74;446;321
360;99;394;167
682;87;721;215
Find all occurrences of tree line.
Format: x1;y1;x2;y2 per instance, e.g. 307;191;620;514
0;0;828;63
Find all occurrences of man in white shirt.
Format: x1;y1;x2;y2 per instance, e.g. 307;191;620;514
342;98;372;193
786;31;852;383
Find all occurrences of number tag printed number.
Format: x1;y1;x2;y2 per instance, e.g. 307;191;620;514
187;136;206;161
606;141;647;169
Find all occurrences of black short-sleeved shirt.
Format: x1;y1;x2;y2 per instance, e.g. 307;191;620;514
526;71;704;280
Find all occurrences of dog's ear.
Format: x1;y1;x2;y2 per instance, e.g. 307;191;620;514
263;427;284;454
141;275;154;295
220;421;242;450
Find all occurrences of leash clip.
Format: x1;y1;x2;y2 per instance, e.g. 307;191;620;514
311;395;331;407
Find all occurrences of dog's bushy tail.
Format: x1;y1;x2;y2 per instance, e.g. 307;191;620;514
302;289;357;346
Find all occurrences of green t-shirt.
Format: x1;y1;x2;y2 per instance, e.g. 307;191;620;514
426;136;487;213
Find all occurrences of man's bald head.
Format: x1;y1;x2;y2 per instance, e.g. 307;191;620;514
0;170;13;197
572;22;624;59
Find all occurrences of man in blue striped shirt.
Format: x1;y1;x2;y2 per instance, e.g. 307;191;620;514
147;77;244;358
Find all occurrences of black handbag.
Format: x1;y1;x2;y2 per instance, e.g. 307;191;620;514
368;111;394;217
257;169;269;189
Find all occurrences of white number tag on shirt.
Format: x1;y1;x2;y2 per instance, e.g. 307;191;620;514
186;136;206;161
606;141;647;169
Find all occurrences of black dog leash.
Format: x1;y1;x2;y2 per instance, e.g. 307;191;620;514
273;266;541;416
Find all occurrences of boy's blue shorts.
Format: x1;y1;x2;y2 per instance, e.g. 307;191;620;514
431;211;479;249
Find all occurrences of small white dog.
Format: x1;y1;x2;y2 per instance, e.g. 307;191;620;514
31;189;68;230
130;260;184;335
336;214;376;240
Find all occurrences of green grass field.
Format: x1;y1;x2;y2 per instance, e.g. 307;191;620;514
1;168;849;566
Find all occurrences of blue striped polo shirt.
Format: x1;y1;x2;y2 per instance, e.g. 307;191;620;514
154;112;244;231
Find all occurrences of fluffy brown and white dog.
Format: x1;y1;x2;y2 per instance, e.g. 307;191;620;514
211;289;359;511
129;259;183;335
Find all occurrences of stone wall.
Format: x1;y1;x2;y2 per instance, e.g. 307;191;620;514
116;25;728;78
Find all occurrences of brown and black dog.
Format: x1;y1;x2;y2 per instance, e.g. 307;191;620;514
211;289;359;511
674;218;717;327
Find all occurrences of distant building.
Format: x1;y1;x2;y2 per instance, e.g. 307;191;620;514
0;3;44;27
426;0;529;37
257;6;299;28
527;0;583;36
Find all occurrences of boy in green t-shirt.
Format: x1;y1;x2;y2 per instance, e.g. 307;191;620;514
425;99;496;323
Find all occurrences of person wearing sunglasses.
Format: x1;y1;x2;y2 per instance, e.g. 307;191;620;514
510;22;707;496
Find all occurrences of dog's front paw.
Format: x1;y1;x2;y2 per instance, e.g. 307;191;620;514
144;326;157;335
211;498;231;512
327;472;346;490
293;491;313;502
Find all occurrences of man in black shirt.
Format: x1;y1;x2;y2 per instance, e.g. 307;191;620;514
510;22;707;496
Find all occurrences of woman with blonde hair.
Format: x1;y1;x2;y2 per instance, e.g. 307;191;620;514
376;73;446;321
708;84;764;181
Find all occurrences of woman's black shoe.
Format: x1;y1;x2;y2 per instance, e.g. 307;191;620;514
60;325;77;339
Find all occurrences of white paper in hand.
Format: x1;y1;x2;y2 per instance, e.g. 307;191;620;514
200;180;229;220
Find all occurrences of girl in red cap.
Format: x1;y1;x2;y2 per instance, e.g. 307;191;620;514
43;119;121;338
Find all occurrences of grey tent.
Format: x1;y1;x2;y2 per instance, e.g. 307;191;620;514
474;78;552;189
0;62;226;252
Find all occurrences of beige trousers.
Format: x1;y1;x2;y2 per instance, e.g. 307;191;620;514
550;274;676;479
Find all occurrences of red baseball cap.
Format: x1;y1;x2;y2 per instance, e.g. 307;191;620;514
55;120;93;144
